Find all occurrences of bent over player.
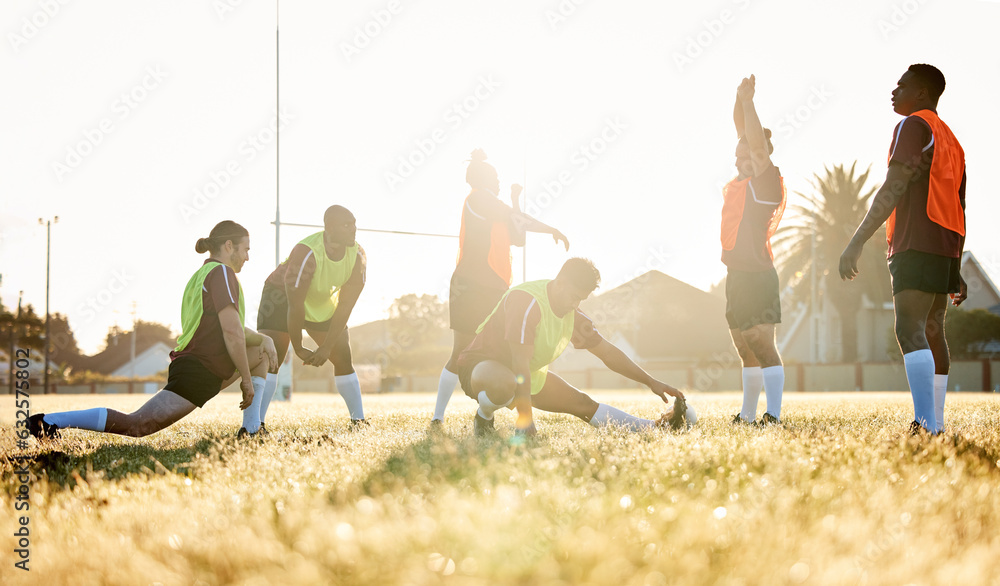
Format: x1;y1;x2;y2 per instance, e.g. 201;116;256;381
255;205;367;432
455;258;689;436
30;221;277;439
431;149;570;425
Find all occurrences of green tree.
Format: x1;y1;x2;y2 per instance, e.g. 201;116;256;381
772;163;892;362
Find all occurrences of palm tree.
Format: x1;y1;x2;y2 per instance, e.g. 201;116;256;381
772;162;892;362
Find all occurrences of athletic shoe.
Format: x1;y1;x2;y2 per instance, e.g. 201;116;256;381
473;413;496;437
756;413;781;427
236;427;255;439
731;414;754;426
428;419;444;433
349;418;370;430
909;420;926;436
257;422;270;437
28;413;61;439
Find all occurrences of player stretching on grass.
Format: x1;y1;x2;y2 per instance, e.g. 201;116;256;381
724;75;788;426
254;205;367;433
840;64;967;434
430;149;570;426
455;257;690;436
30;221;278;439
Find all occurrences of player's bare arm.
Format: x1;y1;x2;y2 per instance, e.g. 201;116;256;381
282;243;316;362
243;327;278;372
587;339;683;403
471;191;570;250
509;342;536;435
219;304;254;410
737;75;774;178
304;247;367;367
839;162;913;280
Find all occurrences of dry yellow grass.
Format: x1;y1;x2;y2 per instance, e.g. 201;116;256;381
2;391;999;585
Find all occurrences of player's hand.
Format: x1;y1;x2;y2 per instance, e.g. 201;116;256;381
260;335;279;372
951;274;969;306
515;421;537;437
303;346;331;367
294;346;314;363
737;75;755;102
239;378;254;410
552;229;570;251
839;241;862;281
649;380;683;403
510;184;523;198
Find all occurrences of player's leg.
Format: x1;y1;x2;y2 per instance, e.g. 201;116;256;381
433;330;475;423
742;323;784;422
469;360;516;434
257;328;289;429
225;342;271;435
925;294;950;433
893;289;938;431
308;326;366;423
730;328;763;423
532;373;659;431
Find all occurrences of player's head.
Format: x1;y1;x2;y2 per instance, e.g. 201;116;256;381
735;129;773;178
196;220;250;272
466;148;500;195
324;205;357;248
892;64;945;115
550;258;601;315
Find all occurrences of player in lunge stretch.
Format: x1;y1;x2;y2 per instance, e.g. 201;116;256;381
840;64;967;434
29;221;278;439
455;258;691;436
723;75;788;426
254;205;368;433
430;149;570;426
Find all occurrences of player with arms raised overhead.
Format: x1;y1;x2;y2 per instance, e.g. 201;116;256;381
724;75;788;426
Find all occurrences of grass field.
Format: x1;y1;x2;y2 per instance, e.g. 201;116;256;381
2;391;1000;586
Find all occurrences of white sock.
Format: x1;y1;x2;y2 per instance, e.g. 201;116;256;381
44;408;108;432
903;349;936;431
739;366;764;422
476;391;511;420
241;376;266;433
432;368;459;421
589;403;655;432
762;365;784;419
335;373;365;420
259;372;279;423
934;373;948;433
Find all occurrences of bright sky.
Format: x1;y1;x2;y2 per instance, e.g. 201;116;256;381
3;0;999;355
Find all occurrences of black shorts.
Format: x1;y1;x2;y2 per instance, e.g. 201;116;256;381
163;355;226;408
449;272;507;335
888;249;961;296
725;267;782;330
256;282;333;333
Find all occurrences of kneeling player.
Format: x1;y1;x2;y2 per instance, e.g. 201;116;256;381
455;258;688;436
29;221;278;439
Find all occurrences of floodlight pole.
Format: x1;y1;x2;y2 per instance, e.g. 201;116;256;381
39;216;58;393
274;0;281;268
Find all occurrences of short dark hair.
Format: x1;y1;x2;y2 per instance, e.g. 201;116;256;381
556;257;601;292
195;220;248;254
324;205;352;228
907;63;946;102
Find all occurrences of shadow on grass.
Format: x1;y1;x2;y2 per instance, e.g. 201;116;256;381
1;433;242;494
